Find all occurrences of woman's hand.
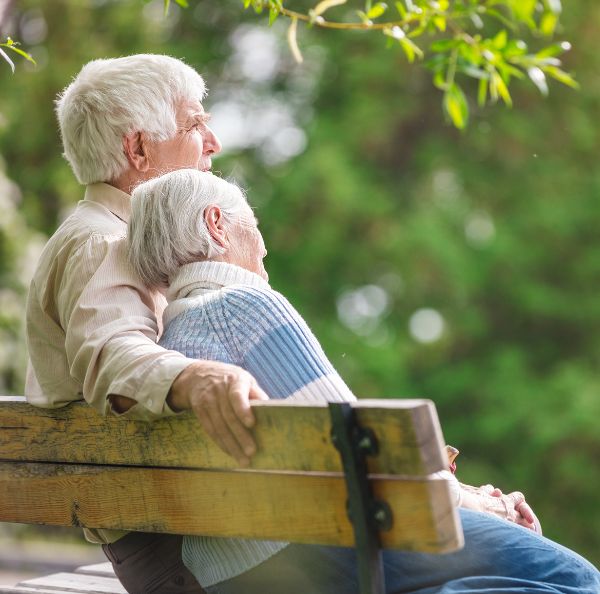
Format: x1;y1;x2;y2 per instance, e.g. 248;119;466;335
479;485;542;533
459;483;542;533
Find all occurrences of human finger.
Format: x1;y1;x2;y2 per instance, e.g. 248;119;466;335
195;392;250;466
227;372;259;428
249;377;269;402
479;484;495;494
210;411;251;466
192;400;242;463
220;386;257;459
508;491;526;507
516;500;535;525
491;488;503;497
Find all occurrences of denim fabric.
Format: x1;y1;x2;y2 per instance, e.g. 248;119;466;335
206;509;600;594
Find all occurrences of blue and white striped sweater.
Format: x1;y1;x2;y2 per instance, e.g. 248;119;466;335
159;261;355;586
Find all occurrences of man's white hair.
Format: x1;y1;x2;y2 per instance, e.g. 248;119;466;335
128;169;248;288
56;54;206;184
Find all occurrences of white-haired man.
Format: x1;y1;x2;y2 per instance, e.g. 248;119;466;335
25;54;267;593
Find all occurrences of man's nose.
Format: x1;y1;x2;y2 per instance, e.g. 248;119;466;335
204;126;222;156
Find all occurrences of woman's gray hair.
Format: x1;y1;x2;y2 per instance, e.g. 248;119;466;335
56;54;206;185
128;169;248;288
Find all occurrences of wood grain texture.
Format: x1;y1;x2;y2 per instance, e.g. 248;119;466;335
74;564;115;578
0;462;462;553
0;397;446;475
9;572;126;593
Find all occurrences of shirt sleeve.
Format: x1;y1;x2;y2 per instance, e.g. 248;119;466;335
58;233;193;420
217;286;356;403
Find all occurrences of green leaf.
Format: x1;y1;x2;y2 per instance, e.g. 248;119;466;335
269;6;279;25
493;30;508;50
242;0;252;8
3;44;36;64
394;1;406;18
543;66;579;89
536;41;571;59
491;71;512;106
444;83;469;129
163;0;170;16
433;67;447;90
399;36;423;63
478;77;488;107
510;0;536;23
433;16;446;32
429;39;460;53
356;10;372;24
540;12;558;36
485;9;518;30
174;0;189;7
367;2;387;19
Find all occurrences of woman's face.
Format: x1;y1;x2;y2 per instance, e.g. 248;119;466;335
225;206;268;281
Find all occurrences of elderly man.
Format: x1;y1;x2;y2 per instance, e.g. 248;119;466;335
25;54;267;594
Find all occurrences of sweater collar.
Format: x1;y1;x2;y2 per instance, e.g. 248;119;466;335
167;261;270;302
84;183;131;223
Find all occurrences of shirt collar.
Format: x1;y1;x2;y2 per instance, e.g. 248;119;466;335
167;261;270;303
84;183;131;223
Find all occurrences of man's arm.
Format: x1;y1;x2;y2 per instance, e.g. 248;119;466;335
58;236;266;463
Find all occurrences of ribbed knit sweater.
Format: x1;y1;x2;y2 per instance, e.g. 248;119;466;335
159;261;356;586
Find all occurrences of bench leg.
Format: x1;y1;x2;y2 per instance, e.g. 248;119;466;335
329;402;392;594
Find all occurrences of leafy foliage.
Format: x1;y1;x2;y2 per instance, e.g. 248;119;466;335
0;37;36;73
4;1;577;128
237;0;577;127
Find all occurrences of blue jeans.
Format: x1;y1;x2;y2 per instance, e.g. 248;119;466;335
205;509;600;593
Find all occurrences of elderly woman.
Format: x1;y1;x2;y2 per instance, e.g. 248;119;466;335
127;169;599;594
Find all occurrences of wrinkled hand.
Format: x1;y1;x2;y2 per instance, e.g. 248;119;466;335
479;484;541;533
168;360;269;466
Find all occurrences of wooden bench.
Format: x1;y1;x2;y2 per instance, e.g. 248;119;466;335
0;562;125;593
0;396;463;593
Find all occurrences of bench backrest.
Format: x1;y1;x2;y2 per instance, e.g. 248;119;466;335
0;396;462;553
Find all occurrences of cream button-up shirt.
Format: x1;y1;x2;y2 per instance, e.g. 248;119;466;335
25;183;195;543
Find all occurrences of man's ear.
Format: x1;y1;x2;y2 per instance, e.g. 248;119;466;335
204;206;228;248
122;131;150;173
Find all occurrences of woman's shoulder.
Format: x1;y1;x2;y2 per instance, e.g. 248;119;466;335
218;285;307;335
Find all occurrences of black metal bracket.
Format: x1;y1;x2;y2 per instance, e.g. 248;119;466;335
329;402;393;594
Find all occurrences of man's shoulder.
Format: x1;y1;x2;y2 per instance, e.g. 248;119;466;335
38;201;126;264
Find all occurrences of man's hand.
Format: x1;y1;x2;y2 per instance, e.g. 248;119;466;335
168;360;269;466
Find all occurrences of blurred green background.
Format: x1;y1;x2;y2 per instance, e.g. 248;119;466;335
0;0;598;569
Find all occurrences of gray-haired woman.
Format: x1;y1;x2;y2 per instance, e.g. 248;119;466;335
127;168;600;594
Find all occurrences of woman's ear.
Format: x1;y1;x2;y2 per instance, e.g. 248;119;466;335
204;205;228;248
123;131;150;172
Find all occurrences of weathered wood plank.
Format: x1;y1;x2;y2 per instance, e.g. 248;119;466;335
0;397;446;475
0;462;462;553
74;564;115;578
14;572;125;593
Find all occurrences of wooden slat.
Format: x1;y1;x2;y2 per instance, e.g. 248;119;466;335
0;584;97;594
0;397;446;475
0;462;462;553
14;572;125;593
74;564;115;578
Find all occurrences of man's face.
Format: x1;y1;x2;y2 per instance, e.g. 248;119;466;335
146;99;222;173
